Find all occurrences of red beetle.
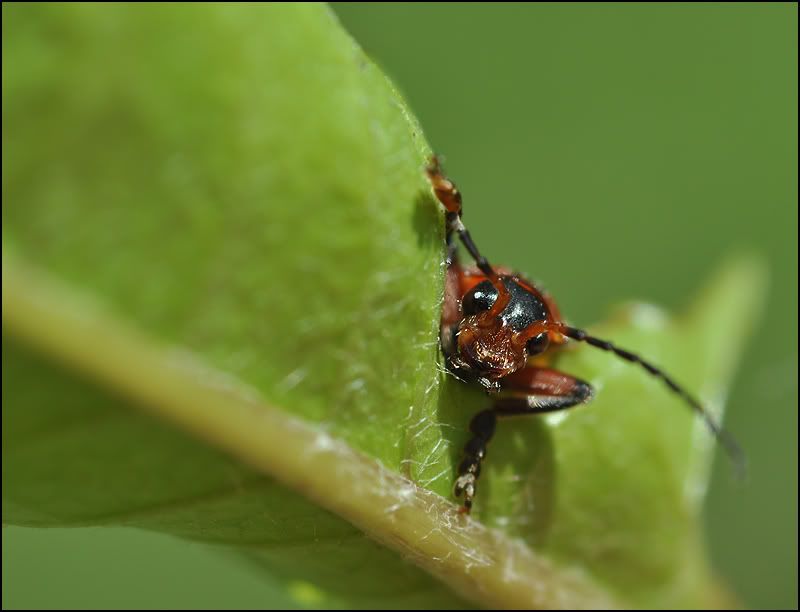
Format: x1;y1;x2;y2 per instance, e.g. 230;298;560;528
426;156;743;513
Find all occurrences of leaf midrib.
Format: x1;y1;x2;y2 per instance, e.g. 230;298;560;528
2;249;623;610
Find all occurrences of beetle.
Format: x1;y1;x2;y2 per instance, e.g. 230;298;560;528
426;155;744;513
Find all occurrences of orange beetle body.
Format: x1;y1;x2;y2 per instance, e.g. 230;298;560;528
426;156;743;512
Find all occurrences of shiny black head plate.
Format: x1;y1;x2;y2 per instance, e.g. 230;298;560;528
462;278;549;331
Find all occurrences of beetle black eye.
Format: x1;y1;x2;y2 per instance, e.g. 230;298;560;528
526;332;550;356
462;281;497;316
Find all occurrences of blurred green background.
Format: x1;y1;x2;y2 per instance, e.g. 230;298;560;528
3;3;797;609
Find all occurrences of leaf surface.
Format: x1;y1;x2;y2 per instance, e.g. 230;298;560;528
2;4;763;608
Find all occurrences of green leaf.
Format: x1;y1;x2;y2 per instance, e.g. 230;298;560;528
2;4;764;609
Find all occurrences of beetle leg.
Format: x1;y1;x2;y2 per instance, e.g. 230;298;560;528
426;157;510;310
454;367;593;513
441;260;463;362
454;409;495;513
445;230;458;266
499;365;594;411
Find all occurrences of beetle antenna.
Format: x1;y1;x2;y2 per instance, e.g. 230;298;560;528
561;325;747;479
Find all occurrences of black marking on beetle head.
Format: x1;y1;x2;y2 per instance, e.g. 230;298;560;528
462;278;549;331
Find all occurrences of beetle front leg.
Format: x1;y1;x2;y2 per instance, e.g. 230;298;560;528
454;409;496;513
454;367;593;513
